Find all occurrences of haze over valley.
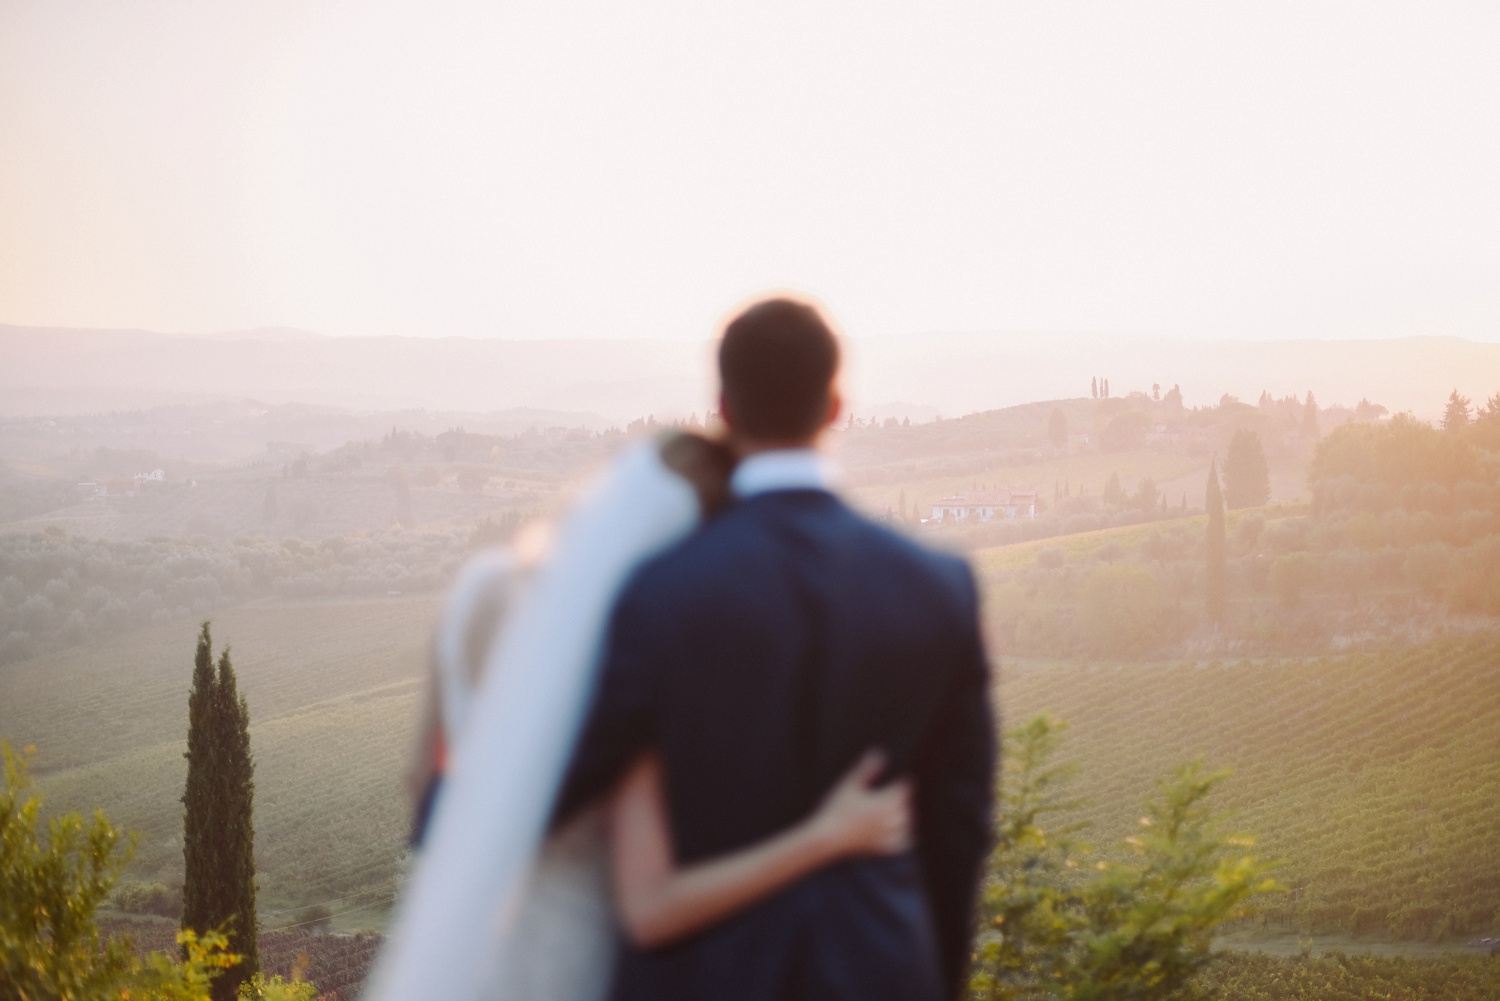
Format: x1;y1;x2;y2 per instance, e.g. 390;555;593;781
5;3;1500;997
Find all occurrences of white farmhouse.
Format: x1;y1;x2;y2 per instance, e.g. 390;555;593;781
929;488;1038;523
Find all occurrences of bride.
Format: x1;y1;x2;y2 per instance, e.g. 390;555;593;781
367;431;913;1001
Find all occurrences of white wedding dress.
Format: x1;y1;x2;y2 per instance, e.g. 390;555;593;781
365;442;702;1001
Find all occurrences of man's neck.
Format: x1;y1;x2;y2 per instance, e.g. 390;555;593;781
729;447;837;498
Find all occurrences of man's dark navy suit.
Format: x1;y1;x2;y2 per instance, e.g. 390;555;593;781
556;478;996;1001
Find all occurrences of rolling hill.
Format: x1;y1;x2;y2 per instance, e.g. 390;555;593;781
3;595;1494;943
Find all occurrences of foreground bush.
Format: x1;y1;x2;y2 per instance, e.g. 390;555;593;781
0;742;313;1001
968;715;1279;1000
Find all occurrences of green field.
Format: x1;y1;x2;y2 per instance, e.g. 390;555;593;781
1001;636;1500;941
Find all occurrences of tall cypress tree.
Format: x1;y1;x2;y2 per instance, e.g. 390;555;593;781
1300;391;1320;440
215;647;258;998
182;624;258;1001
392;469;415;528
1205;461;1227;631
1442;389;1472;431
182;623;217;941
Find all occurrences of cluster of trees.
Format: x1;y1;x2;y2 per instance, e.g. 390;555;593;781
844;412;915;430
985;392;1500;659
1442;388;1500;432
1251;390;1324;440
1311;409;1500;507
0;526;488;663
1298;400;1500;617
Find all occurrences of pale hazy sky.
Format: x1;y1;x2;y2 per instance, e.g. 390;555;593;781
2;2;1497;343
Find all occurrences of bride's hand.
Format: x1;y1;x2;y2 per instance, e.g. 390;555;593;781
807;750;913;858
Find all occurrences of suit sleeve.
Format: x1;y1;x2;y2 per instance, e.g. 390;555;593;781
916;563;997;999
551;581;660;828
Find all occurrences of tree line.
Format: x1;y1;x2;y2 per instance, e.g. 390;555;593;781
0;526;484;664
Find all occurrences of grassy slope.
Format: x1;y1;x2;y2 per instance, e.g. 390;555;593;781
970;513;1199;573
968;504;1312;574
0;597;435;913
1001;636;1500;940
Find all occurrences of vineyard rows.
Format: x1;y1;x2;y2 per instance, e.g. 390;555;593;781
1196;950;1500;1000
1002;635;1500;940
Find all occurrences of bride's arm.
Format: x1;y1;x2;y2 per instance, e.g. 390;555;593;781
608;750;910;949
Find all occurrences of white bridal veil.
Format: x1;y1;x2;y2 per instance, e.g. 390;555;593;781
365;443;700;1001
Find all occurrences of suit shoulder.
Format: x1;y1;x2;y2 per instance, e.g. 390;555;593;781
838;506;977;605
612;504;756;605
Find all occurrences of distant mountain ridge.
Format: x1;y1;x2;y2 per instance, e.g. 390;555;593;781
198;326;327;342
3;324;1496;421
0;325;713;420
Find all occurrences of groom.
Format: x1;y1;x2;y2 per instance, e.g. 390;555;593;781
558;297;995;1000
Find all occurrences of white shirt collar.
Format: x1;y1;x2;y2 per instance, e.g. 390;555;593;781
730;449;838;498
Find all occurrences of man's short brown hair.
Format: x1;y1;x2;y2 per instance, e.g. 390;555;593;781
718;298;840;441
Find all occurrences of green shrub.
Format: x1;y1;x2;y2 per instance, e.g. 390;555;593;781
0;742;266;1001
289;904;332;932
237;972;319;1001
968;715;1278;1000
2;742;139;998
114;880;182;919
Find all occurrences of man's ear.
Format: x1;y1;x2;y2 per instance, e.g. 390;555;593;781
824;390;842;429
718;393;735;433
